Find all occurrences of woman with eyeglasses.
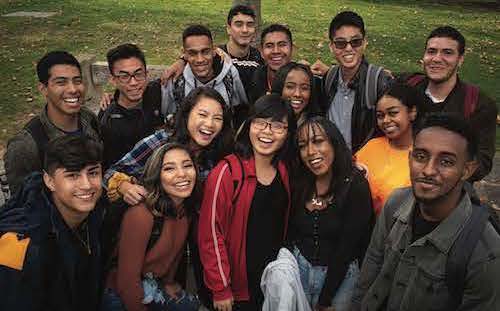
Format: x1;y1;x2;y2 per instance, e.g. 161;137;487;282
288;116;373;311
198;94;296;311
101;143;201;311
271;62;321;125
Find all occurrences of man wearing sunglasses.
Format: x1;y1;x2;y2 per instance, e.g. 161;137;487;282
321;11;392;153
99;43;164;169
4;51;101;194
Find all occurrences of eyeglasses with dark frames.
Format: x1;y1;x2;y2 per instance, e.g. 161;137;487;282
113;70;147;84
252;118;288;134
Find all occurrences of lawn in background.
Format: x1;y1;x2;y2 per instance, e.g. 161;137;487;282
0;0;498;147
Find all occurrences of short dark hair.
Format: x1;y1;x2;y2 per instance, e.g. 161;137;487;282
426;26;465;55
106;43;146;73
260;24;293;46
36;51;81;85
227;4;256;25
413;112;478;160
328;11;365;41
271;62;320;117
182;24;213;45
173;87;233;163
44;135;103;174
235;94;296;166
380;82;418;110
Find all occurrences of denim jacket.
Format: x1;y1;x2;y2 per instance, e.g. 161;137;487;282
351;187;500;311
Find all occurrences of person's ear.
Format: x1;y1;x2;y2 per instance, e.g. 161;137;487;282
461;159;479;181
43;171;56;192
38;82;48;97
409;106;417;122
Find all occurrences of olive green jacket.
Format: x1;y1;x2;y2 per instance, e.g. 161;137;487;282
351;187;500;311
4;105;100;194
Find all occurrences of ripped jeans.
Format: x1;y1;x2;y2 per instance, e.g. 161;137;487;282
293;247;360;311
101;273;200;311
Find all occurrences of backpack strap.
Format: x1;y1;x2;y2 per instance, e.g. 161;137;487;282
142;79;163;123
24;116;49;164
323;65;339;98
446;203;490;310
364;64;383;109
406;73;426;87
222;74;234;108
222;155;245;205
463;84;479;119
170;76;186;115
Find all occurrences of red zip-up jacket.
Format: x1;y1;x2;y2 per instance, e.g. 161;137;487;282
197;154;291;302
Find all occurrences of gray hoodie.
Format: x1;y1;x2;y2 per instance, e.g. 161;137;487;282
161;53;248;116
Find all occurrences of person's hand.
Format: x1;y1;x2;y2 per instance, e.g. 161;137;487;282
118;181;147;205
311;59;329;76
160;59;185;85
99;92;113;110
298;59;311;66
213;297;234;311
164;282;182;299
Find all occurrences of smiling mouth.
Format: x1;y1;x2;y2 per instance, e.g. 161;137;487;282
290;99;304;109
258;137;273;144
74;192;95;200
175;180;191;190
199;129;214;138
64;97;80;105
308;157;323;168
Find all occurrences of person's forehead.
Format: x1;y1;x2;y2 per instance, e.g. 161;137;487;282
231;13;255;23
414;127;467;155
48;64;81;78
426;37;460;50
333;25;363;38
54;163;101;174
184;35;212;49
112;57;145;71
263;31;290;44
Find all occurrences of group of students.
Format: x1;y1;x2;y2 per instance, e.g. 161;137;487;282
0;4;499;311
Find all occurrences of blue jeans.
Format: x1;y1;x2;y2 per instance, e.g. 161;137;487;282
293;247;360;311
101;274;200;311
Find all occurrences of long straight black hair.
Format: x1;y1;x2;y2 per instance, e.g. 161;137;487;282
293;116;353;209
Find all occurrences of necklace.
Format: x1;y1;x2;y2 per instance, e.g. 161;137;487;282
309;192;333;211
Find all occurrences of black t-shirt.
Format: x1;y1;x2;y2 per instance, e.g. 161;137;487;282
246;172;288;305
412;205;441;243
219;44;263;95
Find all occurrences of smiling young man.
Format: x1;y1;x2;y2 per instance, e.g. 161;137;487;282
403;26;497;181
0;135;106;311
219;5;264;89
351;113;500;311
162;24;247;126
322;11;392;153
4;51;100;194
248;23;294;105
99;44;164;169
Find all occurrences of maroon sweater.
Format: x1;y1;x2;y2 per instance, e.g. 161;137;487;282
106;204;189;311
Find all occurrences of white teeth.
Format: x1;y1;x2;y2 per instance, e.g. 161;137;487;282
64;98;79;103
200;129;214;135
291;99;302;104
176;181;189;187
258;137;273;143
75;193;93;199
385;126;397;131
343;55;354;61
310;158;322;165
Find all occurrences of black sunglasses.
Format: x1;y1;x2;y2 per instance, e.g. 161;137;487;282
332;37;364;49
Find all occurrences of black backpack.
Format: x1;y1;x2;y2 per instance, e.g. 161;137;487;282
385;188;500;310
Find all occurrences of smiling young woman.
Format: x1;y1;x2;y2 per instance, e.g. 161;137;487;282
198;94;296;311
355;83;419;215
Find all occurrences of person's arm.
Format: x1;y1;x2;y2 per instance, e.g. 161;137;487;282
459;256;500;310
104;130;169;191
197;162;234;303
116;204;154;311
468;93;497;181
160;58;186;85
318;173;374;307
5;132;40;195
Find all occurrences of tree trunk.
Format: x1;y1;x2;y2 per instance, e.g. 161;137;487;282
232;0;262;44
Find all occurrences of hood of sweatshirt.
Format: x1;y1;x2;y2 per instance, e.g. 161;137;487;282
183;53;233;89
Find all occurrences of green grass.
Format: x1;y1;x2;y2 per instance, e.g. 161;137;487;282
0;0;498;148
